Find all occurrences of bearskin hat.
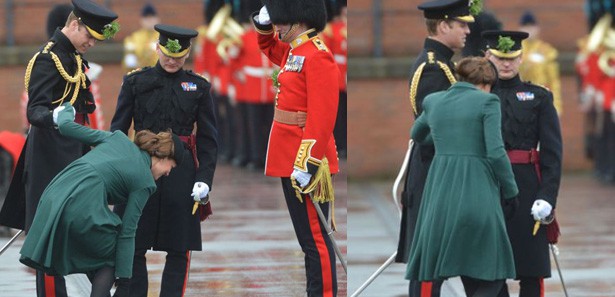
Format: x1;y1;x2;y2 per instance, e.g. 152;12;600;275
262;0;328;32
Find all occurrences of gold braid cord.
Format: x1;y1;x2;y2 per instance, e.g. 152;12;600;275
409;53;457;116
291;157;337;230
24;42;86;106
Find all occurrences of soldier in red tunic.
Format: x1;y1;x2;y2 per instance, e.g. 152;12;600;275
252;0;340;296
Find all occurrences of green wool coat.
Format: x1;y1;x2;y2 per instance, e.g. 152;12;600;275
20;105;156;278
405;82;519;281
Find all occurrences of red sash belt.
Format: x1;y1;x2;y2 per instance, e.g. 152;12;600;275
74;113;87;125
178;135;198;167
178;134;211;221
507;149;560;244
507;149;541;181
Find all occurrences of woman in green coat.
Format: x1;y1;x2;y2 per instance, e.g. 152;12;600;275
19;103;184;297
405;57;519;297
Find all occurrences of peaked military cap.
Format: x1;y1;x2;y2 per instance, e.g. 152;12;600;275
482;30;529;58
155;24;198;58
262;0;328;32
141;3;157;17
520;10;537;26
71;0;119;41
418;0;475;23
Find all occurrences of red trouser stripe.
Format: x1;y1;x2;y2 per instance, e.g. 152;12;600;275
306;197;334;297
44;273;56;297
421;282;433;297
181;251;191;297
539;277;544;297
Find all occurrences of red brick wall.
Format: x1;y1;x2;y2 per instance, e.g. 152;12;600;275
348;75;592;179
350;0;589;56
1;0;206;45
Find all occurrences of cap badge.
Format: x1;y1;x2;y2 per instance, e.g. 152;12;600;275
165;38;182;53
103;22;120;39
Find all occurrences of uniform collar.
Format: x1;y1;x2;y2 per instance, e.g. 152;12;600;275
290;29;318;49
423;38;455;62
497;75;522;88
155;62;183;78
50;29;77;54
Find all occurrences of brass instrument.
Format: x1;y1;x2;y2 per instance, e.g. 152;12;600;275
587;14;612;52
204;4;244;62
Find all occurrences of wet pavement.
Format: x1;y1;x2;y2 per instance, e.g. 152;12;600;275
0;161;347;296
348;172;615;297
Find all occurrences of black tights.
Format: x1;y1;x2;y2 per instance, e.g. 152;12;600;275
86;266;115;297
460;276;505;297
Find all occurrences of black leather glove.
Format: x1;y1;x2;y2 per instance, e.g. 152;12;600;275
500;196;518;221
113;278;130;297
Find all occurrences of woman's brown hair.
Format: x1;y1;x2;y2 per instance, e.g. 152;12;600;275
455;57;497;86
134;130;174;159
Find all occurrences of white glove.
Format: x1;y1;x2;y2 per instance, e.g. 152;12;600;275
530;199;553;221
52;104;75;125
256;6;271;25
191;182;210;201
291;169;312;188
52;105;65;124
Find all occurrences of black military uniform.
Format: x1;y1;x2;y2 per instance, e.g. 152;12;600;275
483;30;562;297
110;24;218;297
0;1;117;296
395;1;475;296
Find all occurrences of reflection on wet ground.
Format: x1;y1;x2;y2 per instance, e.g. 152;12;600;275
348;173;615;297
0;162;347;296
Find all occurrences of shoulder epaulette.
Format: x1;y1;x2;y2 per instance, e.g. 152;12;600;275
312;38;329;52
126;67;148;76
409;52;456;116
186;70;210;82
427;51;436;64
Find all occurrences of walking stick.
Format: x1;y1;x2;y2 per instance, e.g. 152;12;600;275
550;244;569;297
351;139;413;297
0;230;24;257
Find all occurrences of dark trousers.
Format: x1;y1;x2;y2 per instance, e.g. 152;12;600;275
461;276;506;297
232;102;250;166
246;103;273;167
408;279;442;297
281;178;337;297
498;277;544;297
214;93;236;162
36;271;67;297
333;91;347;158
129;249;191;297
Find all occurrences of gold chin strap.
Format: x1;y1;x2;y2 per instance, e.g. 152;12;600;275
281;24;299;43
24;41;87;106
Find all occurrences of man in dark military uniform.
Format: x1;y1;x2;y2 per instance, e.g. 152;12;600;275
0;1;118;296
483;30;562;297
396;0;475;296
110;24;218;297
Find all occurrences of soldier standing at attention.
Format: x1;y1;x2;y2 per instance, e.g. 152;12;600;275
483;30;563;297
0;1;119;296
110;24;218;297
518;10;563;115
252;0;340;295
395;0;477;296
122;3;160;72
